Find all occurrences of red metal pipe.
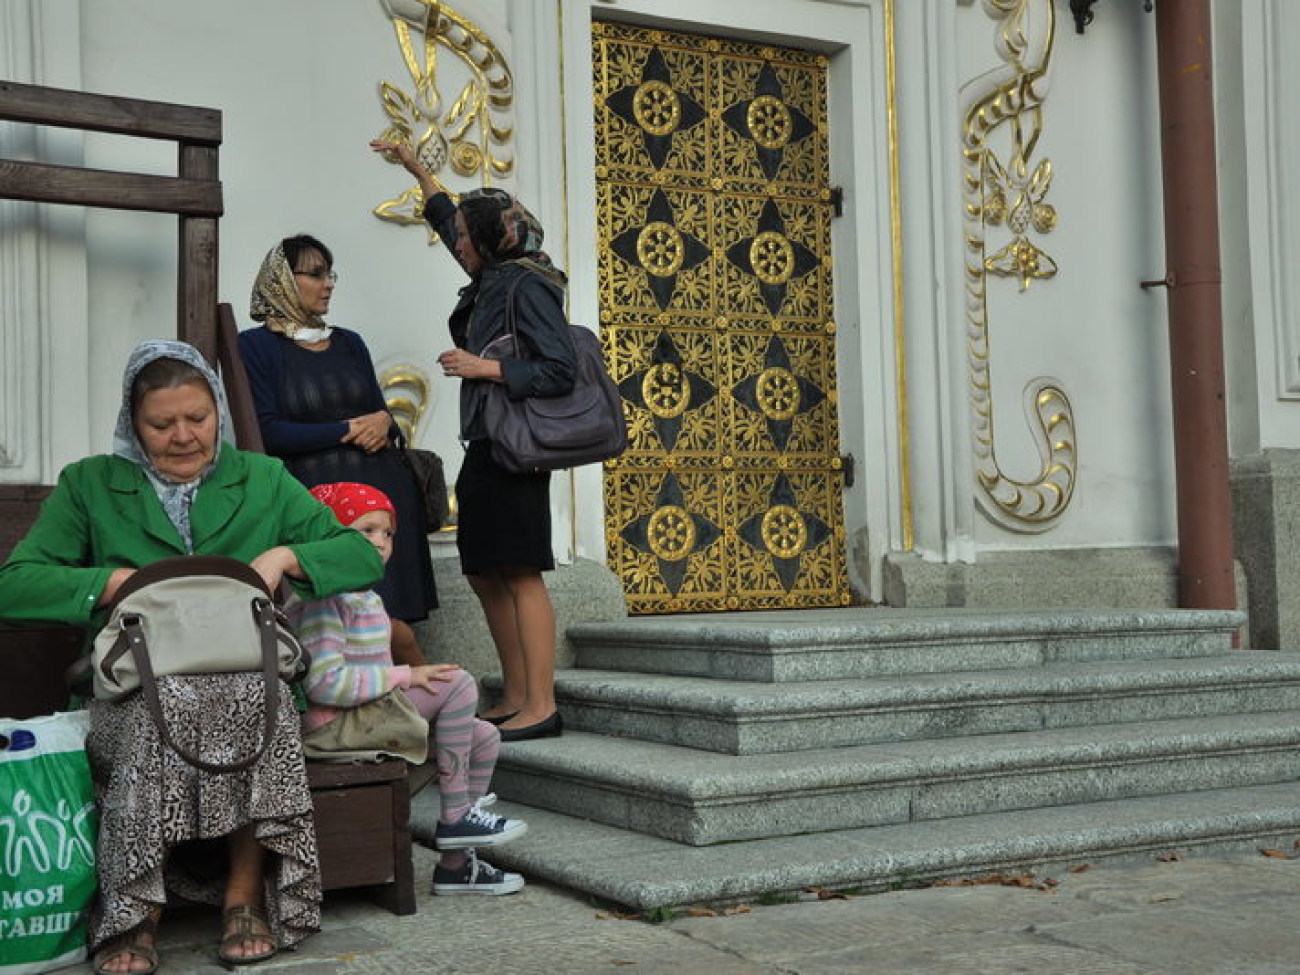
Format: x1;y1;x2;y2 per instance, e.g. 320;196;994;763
1152;0;1235;611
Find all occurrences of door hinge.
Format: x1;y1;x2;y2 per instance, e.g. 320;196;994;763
829;186;844;218
838;453;855;488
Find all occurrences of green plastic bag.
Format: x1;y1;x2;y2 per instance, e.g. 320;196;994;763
0;711;97;975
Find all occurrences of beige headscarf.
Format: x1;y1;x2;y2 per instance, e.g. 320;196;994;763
249;242;333;342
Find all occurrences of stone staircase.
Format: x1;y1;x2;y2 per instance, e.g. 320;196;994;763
411;608;1300;909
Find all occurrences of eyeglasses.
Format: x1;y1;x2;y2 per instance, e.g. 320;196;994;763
294;268;338;282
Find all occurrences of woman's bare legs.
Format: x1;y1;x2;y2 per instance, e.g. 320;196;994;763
222;825;274;960
469;572;526;719
468;569;557;727
498;570;557;728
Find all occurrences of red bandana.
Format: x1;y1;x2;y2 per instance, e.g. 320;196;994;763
309;481;396;528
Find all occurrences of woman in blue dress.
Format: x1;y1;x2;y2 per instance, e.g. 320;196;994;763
239;235;437;623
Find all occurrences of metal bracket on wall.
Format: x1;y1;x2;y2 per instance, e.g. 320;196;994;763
1070;0;1154;35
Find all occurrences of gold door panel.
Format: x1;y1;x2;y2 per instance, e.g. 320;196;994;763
595;21;848;613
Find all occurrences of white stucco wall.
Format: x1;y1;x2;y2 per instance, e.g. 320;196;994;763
76;0;501;463
945;0;1174;553
1237;0;1300;454
6;0;1292;591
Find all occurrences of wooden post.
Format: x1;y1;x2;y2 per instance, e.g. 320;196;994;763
179;142;220;362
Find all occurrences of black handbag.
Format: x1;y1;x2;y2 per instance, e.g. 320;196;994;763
399;441;450;531
479;278;628;474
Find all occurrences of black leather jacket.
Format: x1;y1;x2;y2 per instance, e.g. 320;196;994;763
424;194;576;441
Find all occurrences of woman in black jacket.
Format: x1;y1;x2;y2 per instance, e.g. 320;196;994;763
371;139;574;742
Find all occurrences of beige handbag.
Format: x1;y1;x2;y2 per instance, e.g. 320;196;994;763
301;690;429;765
90;555;307;773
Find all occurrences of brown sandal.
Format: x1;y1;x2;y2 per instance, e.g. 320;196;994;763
92;915;160;975
217;904;278;966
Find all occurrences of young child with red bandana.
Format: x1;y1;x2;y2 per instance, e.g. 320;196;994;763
291;481;527;895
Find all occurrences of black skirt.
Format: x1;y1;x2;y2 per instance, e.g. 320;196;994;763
455;440;555;574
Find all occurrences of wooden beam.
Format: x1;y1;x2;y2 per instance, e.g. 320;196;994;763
0;159;222;216
0;80;221;145
179;144;220;359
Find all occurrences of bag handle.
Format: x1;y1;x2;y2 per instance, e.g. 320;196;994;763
67;556;279;694
123;595;283;774
106;555;272;612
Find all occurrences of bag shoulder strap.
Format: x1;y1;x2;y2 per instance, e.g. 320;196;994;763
124;594;283;774
503;271;577;364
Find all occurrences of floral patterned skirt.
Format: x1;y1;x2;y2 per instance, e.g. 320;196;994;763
85;674;320;951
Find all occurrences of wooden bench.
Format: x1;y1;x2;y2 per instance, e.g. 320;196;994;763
307;759;437;915
0;487;84;721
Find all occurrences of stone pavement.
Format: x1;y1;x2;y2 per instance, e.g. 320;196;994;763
62;841;1300;974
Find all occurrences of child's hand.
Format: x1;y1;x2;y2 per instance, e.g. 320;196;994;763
409;663;461;692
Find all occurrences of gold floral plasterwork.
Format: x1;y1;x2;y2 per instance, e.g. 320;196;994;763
961;0;1076;533
372;0;515;233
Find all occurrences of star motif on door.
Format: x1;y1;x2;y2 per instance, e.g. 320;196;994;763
732;335;825;450
720;62;815;180
605;46;707;170
620;472;722;595
611;188;710;310
618;331;716;451
725;198;818;316
738;473;831;592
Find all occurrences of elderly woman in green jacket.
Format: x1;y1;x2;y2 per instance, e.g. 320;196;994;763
0;340;382;975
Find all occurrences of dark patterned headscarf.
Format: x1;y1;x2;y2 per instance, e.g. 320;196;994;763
457;188;566;288
249;242;333;342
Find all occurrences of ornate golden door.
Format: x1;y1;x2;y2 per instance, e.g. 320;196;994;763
594;21;850;614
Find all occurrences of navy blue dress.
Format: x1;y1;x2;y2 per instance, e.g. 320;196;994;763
239;326;437;621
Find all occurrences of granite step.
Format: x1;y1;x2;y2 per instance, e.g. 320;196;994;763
552;654;1300;754
569;608;1246;682
492;713;1300;846
409;782;1300;910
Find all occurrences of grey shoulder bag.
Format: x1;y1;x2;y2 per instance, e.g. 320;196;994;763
478;276;629;474
90;555;307;773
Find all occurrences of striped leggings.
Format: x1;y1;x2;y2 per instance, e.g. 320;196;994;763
403;668;500;826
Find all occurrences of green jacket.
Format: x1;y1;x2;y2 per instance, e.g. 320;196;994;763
0;447;383;629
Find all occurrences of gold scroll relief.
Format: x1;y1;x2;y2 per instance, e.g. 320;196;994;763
962;0;1075;532
372;0;515;230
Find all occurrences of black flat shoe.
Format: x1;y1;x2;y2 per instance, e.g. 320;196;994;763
481;711;519;727
498;712;563;742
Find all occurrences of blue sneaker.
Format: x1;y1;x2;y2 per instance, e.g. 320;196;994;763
434;793;528;850
432;850;525;896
